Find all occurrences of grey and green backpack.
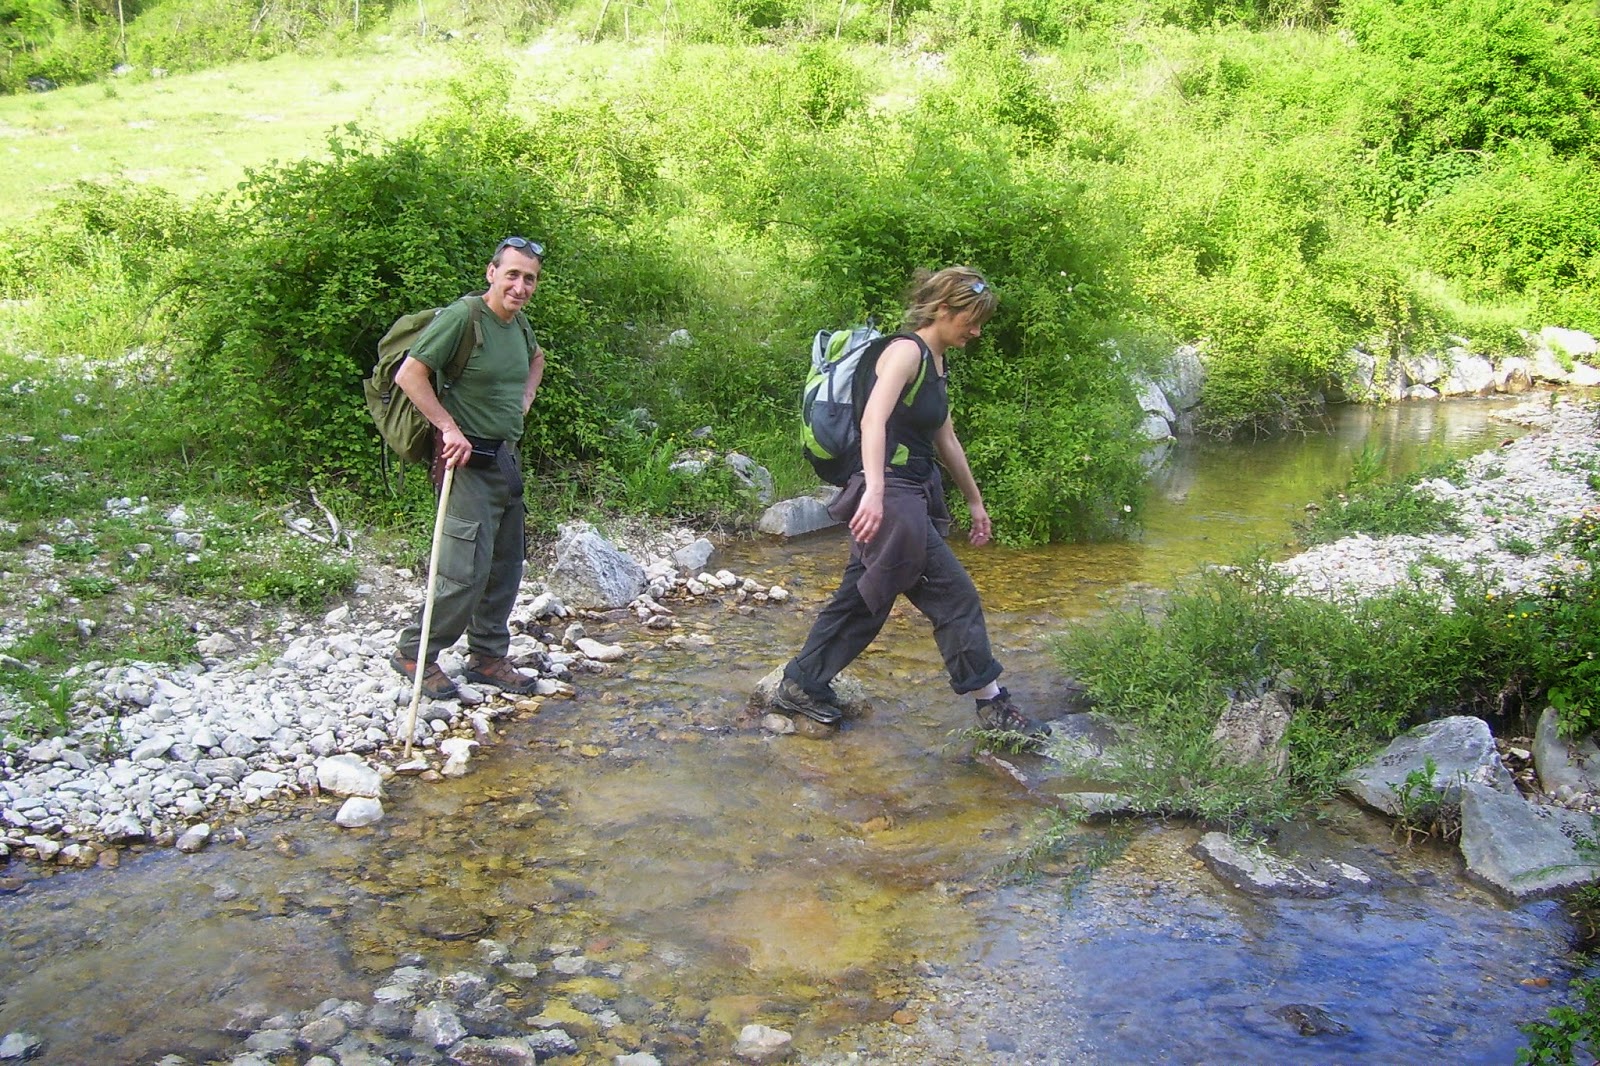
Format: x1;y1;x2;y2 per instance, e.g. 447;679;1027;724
801;322;930;487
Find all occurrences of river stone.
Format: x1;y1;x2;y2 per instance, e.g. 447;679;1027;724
756;496;839;538
574;637;627;663
734;1023;791;1063
317;754;382;798
195;631;238;658
1211;690;1291;776
1459;782;1600;898
526;1029;579;1057
297;1013;347;1051
672;536;715;572
1439;351;1497;397
1531;706;1600;797
0;1032;42;1060
335;796;383;828
617;1054;663;1066
1195;832;1372;898
1341;716;1514;817
412;1002;467;1048
751;665;871;719
445;1036;542;1064
547;524;647;609
175;822;211;853
129;734;175;763
244;1028;296;1054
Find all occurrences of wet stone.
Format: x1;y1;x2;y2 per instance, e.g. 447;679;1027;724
0;1032;43;1061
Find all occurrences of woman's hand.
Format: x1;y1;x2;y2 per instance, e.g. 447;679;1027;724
850;487;885;544
968;501;992;546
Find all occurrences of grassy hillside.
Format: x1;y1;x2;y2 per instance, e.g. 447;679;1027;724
1;1;1596;544
0;47;443;224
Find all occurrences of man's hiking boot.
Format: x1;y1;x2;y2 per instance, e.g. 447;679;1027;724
975;687;1050;745
390;651;459;701
464;654;540;695
773;677;843;725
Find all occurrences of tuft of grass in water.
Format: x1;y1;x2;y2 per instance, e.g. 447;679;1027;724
949;725;1045;757
990;808;1133;898
1386;756;1464;845
1296;448;1466;545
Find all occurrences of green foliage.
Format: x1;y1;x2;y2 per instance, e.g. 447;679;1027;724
1296;450;1466;543
1501;508;1600;737
1519;974;1600;1066
1341;0;1600;221
167;73;682;490
1386;756;1463;844
1052;556;1541;821
1416;144;1600;333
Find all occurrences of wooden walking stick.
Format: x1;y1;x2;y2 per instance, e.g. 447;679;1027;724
402;464;454;760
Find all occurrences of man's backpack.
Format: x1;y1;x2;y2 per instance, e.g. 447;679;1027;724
801;322;931;487
364;298;485;465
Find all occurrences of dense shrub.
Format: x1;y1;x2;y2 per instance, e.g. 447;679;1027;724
167;77;684;489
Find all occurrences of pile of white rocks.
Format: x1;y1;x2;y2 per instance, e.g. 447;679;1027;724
0;528;792;866
1276;397;1598;602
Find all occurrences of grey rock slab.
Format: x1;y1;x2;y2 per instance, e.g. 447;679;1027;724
1459;781;1600;899
316;754;382;798
335;796;384;829
446;1037;542;1065
0;1032;43;1060
756;496;839;538
175;823;211;853
1342;716;1514;817
734;1023;792;1063
1195;832;1374;899
671;536;715;572
412;1002;468;1048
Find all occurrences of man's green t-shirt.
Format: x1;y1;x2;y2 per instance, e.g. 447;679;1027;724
411;296;533;444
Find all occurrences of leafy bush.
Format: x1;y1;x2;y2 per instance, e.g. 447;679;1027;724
166;71;685;490
1501;509;1600;737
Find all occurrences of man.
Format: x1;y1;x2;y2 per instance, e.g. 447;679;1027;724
389;236;548;700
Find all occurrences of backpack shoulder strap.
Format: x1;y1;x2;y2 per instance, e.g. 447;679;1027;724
439;296;483;387
513;310;537;358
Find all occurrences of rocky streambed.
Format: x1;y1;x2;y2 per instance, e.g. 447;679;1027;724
0;396;1597;1065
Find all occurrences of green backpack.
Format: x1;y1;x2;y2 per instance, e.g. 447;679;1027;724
364;295;518;465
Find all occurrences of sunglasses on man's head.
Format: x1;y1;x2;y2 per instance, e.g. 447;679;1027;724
971;281;987;294
497;236;545;258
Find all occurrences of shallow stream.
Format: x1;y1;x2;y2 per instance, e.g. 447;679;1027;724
0;399;1581;1064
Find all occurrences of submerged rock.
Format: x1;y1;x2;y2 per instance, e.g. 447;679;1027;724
1195;832;1373;899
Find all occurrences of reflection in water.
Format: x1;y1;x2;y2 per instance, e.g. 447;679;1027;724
0;399;1569;1064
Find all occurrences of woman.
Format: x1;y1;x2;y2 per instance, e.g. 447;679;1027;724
773;266;1048;743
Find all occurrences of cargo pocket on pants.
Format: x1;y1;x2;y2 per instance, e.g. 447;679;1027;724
435;514;481;594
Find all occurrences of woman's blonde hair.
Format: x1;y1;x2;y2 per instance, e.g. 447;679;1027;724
902;266;998;330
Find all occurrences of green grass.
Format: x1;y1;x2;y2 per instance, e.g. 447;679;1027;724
0;47;445;224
